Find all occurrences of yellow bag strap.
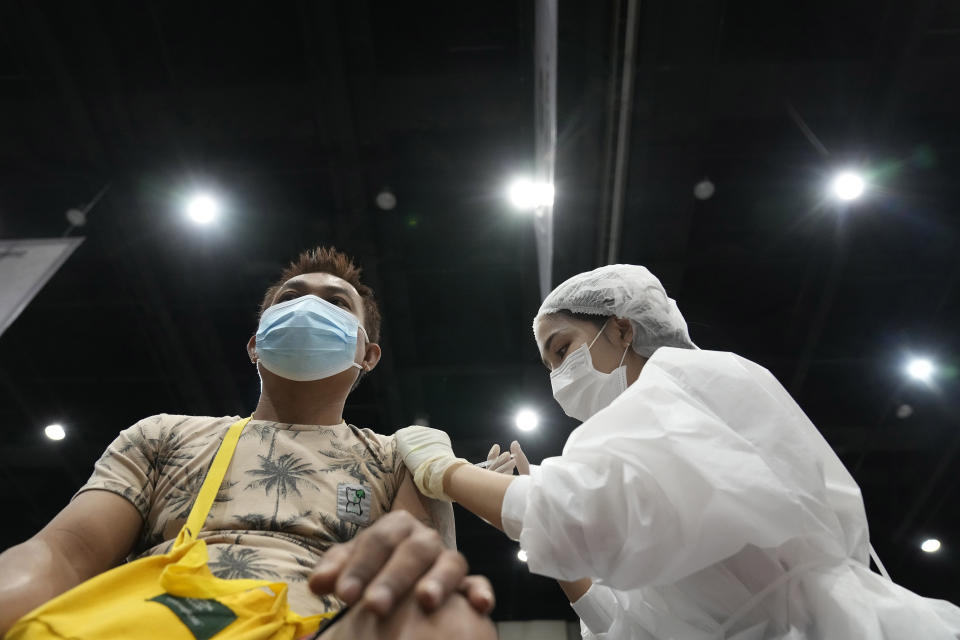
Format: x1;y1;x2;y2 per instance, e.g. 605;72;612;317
184;416;251;537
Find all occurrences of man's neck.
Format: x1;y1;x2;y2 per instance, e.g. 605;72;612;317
252;379;347;426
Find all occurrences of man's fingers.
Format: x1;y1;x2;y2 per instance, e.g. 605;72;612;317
413;548;470;612
329;511;418;604
511;441;531;475
486;444;500;461
308;509;481;620
361;526;446;615
307;540;353;596
460;575;496;615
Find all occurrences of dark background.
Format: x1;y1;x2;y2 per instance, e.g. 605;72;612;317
1;0;958;621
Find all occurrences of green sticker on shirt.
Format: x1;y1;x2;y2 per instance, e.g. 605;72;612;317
149;593;237;640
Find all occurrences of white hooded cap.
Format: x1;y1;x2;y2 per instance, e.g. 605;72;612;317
534;264;697;357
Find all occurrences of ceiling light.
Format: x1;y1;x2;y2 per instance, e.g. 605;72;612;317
921;538;941;553
515;408;539;432
44;423;66;441
508;179;554;210
693;178;715;201
65;208;87;227
831;171;865;201
517;549;528;562
375;189;397;211
905;358;935;383
186;193;221;225
895;404;913;419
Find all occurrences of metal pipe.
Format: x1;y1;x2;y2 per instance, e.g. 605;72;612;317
534;0;558;299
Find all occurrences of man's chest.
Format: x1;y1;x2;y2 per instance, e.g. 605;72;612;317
141;429;395;550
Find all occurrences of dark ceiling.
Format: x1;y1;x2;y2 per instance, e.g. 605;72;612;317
1;0;959;622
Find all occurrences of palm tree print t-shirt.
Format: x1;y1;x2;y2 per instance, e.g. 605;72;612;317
73;414;407;616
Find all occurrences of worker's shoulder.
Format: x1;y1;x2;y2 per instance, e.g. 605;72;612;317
649;347;775;387
649;346;752;368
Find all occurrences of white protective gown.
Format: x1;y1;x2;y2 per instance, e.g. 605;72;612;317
500;348;960;639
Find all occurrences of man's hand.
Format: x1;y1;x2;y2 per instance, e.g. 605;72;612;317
308;511;494;617
315;589;497;640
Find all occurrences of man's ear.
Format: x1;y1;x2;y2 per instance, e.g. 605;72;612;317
362;342;382;372
246;335;257;363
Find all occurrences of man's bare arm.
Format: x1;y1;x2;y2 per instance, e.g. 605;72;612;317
393;473;439;531
0;490;143;634
392;473;457;551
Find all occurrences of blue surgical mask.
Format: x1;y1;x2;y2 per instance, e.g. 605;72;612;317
255;294;367;382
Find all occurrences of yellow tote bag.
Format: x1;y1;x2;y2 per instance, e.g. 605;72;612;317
6;417;334;640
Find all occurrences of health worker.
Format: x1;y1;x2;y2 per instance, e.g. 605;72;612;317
396;264;960;639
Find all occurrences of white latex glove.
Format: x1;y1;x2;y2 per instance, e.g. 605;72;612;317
510;440;531;475
482;441;531;475
395;425;469;501
482;444;516;474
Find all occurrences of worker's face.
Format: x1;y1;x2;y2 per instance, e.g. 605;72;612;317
247;272;380;378
535;314;633;374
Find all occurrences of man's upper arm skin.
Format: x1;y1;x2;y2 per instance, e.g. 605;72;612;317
391;474;438;531
391;474;457;550
36;489;144;579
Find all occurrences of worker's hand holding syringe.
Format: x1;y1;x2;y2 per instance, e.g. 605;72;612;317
476;441;530;475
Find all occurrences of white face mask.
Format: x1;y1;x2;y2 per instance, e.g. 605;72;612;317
550;320;630;422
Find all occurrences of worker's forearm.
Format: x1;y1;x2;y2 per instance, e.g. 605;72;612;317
441;467;592;604
0;539;81;633
558;578;593;603
442;464;516;531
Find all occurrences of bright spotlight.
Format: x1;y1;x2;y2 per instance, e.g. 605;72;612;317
831;172;865;201
906;358;935;383
515;408;539;432
508;179;554;210
44;424;66;441
921;538;941;553
186;193;221;224
375;189;397;211
517;549;528;562
693;178;715;201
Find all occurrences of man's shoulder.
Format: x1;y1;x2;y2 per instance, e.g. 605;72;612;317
123;413;236;439
341;425;401;471
344;424;395;448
